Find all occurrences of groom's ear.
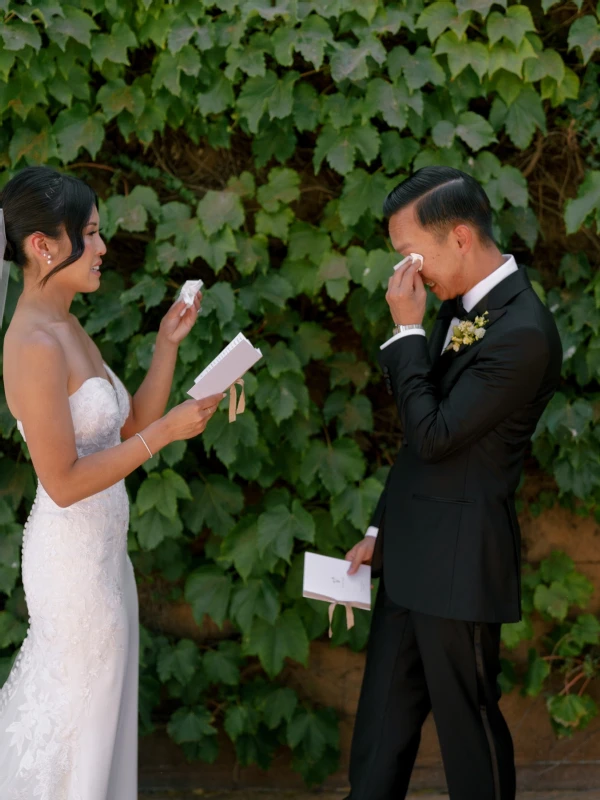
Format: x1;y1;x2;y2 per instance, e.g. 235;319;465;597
453;223;473;253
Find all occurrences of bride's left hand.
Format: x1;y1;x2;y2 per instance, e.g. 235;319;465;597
158;291;202;345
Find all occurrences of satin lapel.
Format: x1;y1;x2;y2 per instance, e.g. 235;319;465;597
439;307;507;364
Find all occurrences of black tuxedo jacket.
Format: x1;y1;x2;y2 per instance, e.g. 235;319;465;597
370;266;562;623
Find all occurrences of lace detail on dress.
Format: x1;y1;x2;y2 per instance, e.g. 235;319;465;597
0;362;139;800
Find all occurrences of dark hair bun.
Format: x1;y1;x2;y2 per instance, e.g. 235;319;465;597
0;166;98;286
4;237;15;262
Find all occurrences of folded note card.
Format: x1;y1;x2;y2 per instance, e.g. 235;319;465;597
187;332;263;422
303;552;371;610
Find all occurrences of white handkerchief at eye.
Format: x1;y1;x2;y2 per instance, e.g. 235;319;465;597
393;253;424;272
303;552;371;610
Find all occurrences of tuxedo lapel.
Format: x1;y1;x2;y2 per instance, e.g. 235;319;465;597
428;300;455;366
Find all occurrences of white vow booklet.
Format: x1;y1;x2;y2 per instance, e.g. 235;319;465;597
303;552;371;611
187;332;263;401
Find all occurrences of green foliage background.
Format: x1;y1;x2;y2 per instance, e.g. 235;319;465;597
1;0;600;784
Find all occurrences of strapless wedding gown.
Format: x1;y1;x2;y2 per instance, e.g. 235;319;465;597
0;362;138;800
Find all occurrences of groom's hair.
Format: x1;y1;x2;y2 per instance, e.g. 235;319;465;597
383;166;495;245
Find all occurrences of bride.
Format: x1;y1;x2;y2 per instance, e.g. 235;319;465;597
0;166;224;799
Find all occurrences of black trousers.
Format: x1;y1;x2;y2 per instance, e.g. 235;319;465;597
346;579;516;800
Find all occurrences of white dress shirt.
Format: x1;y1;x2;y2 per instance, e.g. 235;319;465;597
366;255;519;538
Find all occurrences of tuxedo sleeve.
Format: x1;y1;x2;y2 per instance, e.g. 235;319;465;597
379;325;550;464
369;466;393;528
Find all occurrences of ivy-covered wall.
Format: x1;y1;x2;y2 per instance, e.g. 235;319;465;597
1;0;600;786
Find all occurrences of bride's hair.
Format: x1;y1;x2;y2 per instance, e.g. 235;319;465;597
0;166;98;288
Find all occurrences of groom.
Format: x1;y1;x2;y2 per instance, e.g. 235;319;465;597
344;166;562;799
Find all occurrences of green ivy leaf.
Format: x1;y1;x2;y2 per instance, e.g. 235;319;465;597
533;582;570;621
486;6;536;49
330;35;386;83
0;611;27;649
97;79;146;121
435;32;489;79
243;608;309;677
54;104;105;162
157;639;200;685
501;616;533;649
93;22;137;67
570;614;600;647
182;476;244;537
257;167;300;213
547;693;598;731
167;706;217;744
387;45;446;91
198;190;245;235
296;14;333;68
0;528;21;596
47;5;99;50
565;171;600;234
568;15;600;65
185;566;233;628
131;506;184;550
0;19;42;51
137;469;191;519
263;687;298;729
522;648;550;696
229;578;280;635
290;322;333;365
301;438;366;496
237;70;278;133
330;476;381;529
257;501;315;562
314;123;380;176
197;75;234;115
203;641;241;685
504;86;546;149
287;706;339;758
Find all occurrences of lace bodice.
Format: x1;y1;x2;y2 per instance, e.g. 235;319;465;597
16;362;130;456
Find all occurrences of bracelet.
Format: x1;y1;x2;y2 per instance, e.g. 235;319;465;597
135;432;153;459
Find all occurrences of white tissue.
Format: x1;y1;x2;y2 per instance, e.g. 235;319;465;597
178;278;204;307
393;253;424;272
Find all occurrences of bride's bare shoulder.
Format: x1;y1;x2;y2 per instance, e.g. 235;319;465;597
3;321;68;417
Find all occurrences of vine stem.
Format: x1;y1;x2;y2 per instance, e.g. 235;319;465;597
578;675;593;697
66;162;118;173
560;669;586;696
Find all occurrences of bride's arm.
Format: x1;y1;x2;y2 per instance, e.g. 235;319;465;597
120;293;201;439
12;332;219;508
120;333;179;440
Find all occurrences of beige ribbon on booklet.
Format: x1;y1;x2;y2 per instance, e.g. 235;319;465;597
228;379;245;423
328;600;355;638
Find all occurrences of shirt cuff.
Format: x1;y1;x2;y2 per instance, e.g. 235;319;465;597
380;328;427;350
365;526;379;538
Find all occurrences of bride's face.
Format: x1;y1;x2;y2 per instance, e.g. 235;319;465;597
43;206;107;293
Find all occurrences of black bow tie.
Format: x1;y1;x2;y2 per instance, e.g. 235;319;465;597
449;296;485;322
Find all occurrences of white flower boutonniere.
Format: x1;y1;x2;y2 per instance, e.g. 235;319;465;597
445;311;489;353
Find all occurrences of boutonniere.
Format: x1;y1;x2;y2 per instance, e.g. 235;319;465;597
445;311;489;353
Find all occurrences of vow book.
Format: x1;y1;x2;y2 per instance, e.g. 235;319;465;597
303;552;371;611
186;332;262;401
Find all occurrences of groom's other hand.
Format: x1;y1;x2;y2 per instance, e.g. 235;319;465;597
346;536;376;575
386;256;427;325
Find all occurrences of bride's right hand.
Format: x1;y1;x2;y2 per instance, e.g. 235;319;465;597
163;393;225;441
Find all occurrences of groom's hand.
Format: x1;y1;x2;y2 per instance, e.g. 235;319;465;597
386;256;427;325
345;536;376;576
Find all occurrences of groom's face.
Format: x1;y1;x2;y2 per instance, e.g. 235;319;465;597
388;205;466;301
